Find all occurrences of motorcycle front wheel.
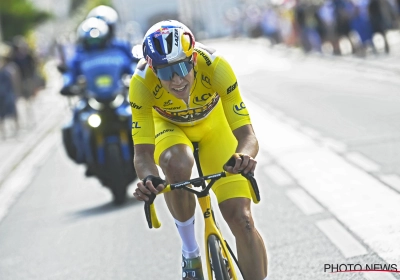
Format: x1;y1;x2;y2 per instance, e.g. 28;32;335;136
105;144;128;205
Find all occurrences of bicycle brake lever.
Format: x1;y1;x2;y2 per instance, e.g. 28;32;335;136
143;175;165;229
225;157;260;202
226;155;242;168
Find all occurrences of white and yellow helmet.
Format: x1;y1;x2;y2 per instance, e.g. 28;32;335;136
142;20;195;68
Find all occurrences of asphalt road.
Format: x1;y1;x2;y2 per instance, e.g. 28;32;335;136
0;39;400;280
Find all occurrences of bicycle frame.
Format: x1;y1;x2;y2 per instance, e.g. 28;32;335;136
145;172;240;279
197;191;239;279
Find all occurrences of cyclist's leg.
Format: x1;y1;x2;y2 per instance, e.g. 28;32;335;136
153;118;196;222
219;196;268;280
154;118;204;279
159;143;196;222
196;104;268;279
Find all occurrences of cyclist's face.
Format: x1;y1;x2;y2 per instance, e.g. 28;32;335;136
158;54;197;101
160;70;194;100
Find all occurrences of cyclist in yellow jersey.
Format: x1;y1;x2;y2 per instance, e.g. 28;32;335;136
131;20;268;280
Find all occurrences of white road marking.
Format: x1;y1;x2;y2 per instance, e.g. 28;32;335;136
301;127;321;140
379;174;400;192
0;132;58;223
284;118;301;128
321;138;347;153
263;165;294;186
345;152;381;173
286;188;324;215
247;99;400;264
316;219;368;258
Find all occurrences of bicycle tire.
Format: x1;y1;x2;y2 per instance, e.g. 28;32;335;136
208;235;230;280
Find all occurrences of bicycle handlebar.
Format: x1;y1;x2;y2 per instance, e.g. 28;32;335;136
144;171;260;229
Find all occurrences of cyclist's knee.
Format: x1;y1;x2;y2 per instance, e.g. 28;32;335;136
228;211;255;237
220;198;256;237
159;144;194;181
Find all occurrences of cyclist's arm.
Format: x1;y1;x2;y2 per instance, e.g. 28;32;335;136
233;124;259;158
133;144;164;201
134;144;159;179
130;72;165;200
228;124;259;175
210;55;256;174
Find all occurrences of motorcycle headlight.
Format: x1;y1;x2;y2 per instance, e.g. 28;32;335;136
88;114;101;128
88;98;104;110
125;106;131;115
110;93;125;108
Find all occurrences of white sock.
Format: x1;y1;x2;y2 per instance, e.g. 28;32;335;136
175;215;200;258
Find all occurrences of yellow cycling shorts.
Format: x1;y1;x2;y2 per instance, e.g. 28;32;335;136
153;101;252;204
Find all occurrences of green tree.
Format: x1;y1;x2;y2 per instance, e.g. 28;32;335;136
67;0;113;35
69;0;112;16
85;0;113;11
0;0;52;41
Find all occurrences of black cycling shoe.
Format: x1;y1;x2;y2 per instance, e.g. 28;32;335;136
182;255;204;280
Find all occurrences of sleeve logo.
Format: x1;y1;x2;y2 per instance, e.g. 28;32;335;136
227;81;238;94
201;74;211;89
153;84;163;99
233;102;249;116
130;102;142;109
132;121;141;128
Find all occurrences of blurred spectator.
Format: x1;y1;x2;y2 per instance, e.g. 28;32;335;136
279;3;298;47
3;44;23;99
368;0;397;53
333;0;355;54
397;0;400;16
386;0;400;27
295;3;322;53
0;43;19;138
349;0;374;56
317;0;341;54
11;36;44;101
260;5;283;45
225;6;243;37
244;4;263;38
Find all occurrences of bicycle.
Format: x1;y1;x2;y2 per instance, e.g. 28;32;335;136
143;142;260;280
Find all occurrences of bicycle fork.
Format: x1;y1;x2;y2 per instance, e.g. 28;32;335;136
197;194;238;280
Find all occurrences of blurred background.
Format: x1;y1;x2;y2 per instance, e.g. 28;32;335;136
1;0;400;279
2;0;400;58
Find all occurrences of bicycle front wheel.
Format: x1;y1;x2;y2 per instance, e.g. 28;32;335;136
208;235;231;280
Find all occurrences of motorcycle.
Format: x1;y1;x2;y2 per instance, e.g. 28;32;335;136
61;74;137;205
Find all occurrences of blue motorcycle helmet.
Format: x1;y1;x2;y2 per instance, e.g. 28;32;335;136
142;20;195;80
87;5;118;38
77;17;110;50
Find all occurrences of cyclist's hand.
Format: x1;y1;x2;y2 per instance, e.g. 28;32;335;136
224;153;256;175
133;175;165;202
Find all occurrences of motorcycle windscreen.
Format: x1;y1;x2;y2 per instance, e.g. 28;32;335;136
80;50;128;100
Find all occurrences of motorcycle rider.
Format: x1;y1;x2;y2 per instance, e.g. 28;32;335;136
60;16;138;175
86;5;134;59
87;5;119;39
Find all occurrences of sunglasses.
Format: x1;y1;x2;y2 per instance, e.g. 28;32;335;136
154;59;193;81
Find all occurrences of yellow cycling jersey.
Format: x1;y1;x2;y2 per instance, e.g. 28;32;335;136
129;44;251;145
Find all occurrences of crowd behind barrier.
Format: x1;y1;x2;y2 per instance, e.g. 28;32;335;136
0;36;45;139
225;0;400;56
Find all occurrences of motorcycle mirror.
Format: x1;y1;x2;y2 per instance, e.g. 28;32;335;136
77;75;87;86
57;63;68;73
121;74;132;87
131;44;143;60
